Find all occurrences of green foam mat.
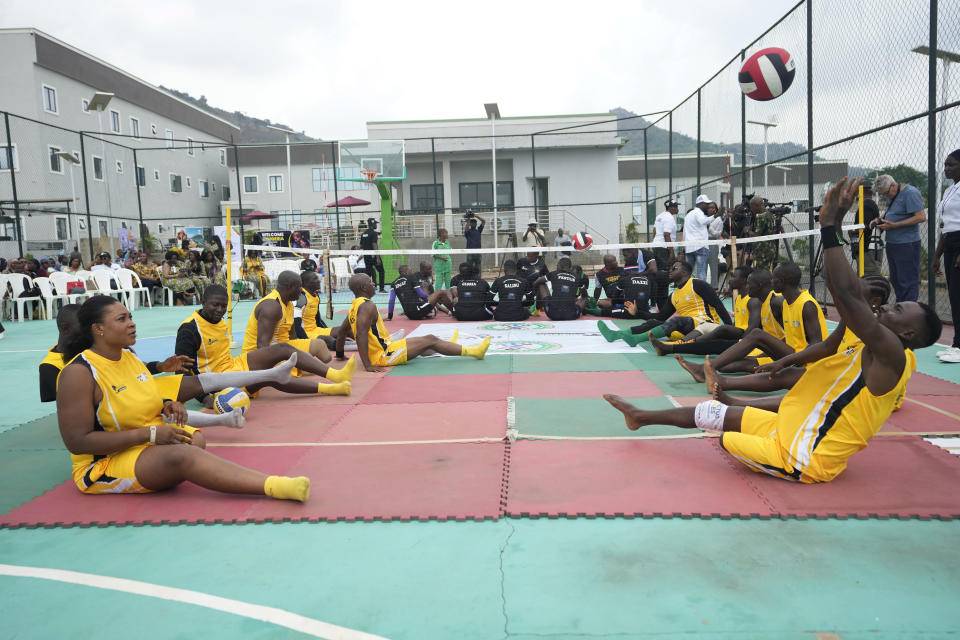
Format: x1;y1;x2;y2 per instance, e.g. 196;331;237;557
0;447;70;515
0;413;64;451
387;355;512;376
515;397;688;438
914;346;960;384
510;353;639;373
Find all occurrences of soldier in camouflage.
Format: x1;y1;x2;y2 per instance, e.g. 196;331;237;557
746;196;779;271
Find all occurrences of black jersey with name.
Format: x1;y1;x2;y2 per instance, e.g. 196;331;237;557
491;275;531;321
546;269;585;304
516;257;548;283
391;274;424;309
617;271;654;304
594;266;626;300
453;277;493;320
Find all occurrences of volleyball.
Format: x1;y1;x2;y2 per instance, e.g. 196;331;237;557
213;387;251;416
739;47;795;101
573;232;593;251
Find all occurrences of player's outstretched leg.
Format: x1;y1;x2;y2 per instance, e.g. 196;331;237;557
165;410;246;429
603;394;699;431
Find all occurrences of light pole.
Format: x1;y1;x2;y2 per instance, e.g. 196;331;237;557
56;151;81;252
745;154;757;192
87;92;114;255
771;165;792;201
484;103;501;262
267;125;296;225
912;46;960;203
747;118;778;190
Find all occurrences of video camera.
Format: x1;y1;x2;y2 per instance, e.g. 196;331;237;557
462;209;475;221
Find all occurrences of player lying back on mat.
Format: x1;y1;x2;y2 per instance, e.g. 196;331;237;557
603;178;942;483
57;295;310;501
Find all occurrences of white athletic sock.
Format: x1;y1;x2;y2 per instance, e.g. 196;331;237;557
165;410;245;428
197;353;296;393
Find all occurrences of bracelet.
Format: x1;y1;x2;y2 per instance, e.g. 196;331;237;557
149;425;157;444
820;226;844;249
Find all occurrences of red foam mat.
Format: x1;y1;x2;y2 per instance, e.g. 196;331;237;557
204;403;355;444
510;371;660;399
881;395;960;434
907;372;960;396
362;373;511;404
0;442;505;527
321;400;507;443
249;370;387;406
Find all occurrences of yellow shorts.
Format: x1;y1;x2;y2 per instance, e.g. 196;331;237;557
286;338;313;352
747;347;774;367
223;353;250;372
152;374;183;402
307;327;333;338
721;407;801;482
371;338;408;367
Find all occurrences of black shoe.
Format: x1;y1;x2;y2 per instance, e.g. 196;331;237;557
378;288;386;293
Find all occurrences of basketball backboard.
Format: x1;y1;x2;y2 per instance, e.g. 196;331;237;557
337;139;405;181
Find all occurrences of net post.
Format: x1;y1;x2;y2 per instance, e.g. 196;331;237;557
858;185;865;277
225;206;235;348
324;249;334;319
729;235;738;299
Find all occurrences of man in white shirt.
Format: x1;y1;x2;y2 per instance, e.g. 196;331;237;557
91;252;121;273
682;195;713;280
653;200;679;269
706;202;725;288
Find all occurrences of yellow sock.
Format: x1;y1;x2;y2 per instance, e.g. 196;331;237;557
264;475;310;502
317;381;351;396
461;336;491;360
325;356;356;382
670;331;686;341
450;329;460;344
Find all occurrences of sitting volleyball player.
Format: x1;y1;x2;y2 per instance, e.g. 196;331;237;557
491;260;534;321
336;273;491;372
177;285;354;396
387;264;454;320
598;261;732;347
293;271;339;347
449;263;494;321
532;256;589;320
56;296;310;500
603;178;942;483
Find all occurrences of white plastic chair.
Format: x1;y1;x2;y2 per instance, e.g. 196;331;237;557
75;270;97;291
91;270;126;305
33;277;72;320
49;271;92;305
331;257;352;291
116;268;151;310
7;274;45;322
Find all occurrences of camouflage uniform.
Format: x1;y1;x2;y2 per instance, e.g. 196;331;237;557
750;208;779;271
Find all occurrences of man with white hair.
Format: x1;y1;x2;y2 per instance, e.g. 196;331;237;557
875;174;926;302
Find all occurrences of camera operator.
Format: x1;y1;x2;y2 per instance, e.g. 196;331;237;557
463;210;486;275
748;195;778;271
522;218;545;248
846;180;882;277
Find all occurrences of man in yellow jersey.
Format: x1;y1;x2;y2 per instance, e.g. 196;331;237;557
647;266;763;357
243;271;330;360
603;178;942;483
335;273;491;372
293;271;339;345
675;261;824;381
597;261;732;346
177;284;354;396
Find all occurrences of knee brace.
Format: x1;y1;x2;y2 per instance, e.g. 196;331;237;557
694;400;728;433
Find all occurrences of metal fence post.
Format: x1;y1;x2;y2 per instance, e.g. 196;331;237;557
331;141;341;249
431;137;439;231
2;113;23;257
531;134;538;222
927;0;938;309
643;127;650;242
79;131;94;261
232;144;245;260
668;111;673;198
740;49;747;209
696;89;702;196
807;0;816;294
132;148;145;250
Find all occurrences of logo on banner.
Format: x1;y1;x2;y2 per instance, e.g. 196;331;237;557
490;340;561;353
480;322;554;331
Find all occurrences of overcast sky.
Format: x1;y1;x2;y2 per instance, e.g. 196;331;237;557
6;0;805;139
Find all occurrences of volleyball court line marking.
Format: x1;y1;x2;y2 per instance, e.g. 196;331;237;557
903;396;960;422
665;395;682;408
0;564;389;640
208;437;505;447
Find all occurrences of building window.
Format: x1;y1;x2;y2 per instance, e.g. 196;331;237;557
222;184;231;201
646;185;657;223
130;117;140;138
631;186;645;225
116;160;123;174
243;176;258;193
93;156;104;180
165;129;174;149
81;98;90;112
458;181;514;209
410;184;444;211
0;144;18;171
56;217;68;240
42;85;58;113
199;180;209;198
170;174;182;193
153;169;160;181
136;166;146;187
110;110;121;134
98;220;108;237
49;146;64;174
269;175;283;192
311;167;363;192
186;176;192;188
187;137;194;156
219;149;226;166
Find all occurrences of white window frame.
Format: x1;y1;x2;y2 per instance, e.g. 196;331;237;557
97;218;109;238
42;84;58;114
165;129;174;150
243;175;259;194
219;149;226;166
153;169;160;182
81;98;90;113
169;173;182;193
136;165;146;187
55;216;69;240
92;155;104;181
268;174;284;193
199;180;209;198
72;150;81;169
186;137;194;156
0;143;19;172
48;145;64;175
109;109;121;134
116;160;124;175
129;117;140;139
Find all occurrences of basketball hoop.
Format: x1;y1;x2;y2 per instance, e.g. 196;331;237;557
360;169;379;183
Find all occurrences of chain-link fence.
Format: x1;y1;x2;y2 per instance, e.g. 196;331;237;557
0;0;957;319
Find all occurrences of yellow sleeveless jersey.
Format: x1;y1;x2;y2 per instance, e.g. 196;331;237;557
670;278;719;323
347;296;392;361
67;349;174;475
760;291;785;339
733;294;751;330
242;290;294;352
182;310;233;372
780;343;915;482
301;288;331;338
782;289;827;352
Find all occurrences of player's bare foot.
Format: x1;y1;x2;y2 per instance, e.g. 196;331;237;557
712;383;739;406
703;355;722;395
649;336;668;357
603;393;648;431
675;355;705;382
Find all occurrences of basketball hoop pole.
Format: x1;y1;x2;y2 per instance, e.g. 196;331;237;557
225;206;235;348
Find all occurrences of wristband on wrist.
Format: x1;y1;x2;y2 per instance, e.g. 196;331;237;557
820;226;844;249
149;425;157;444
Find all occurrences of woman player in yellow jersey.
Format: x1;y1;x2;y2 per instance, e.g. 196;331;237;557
57;296;310;501
603;178;942;483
